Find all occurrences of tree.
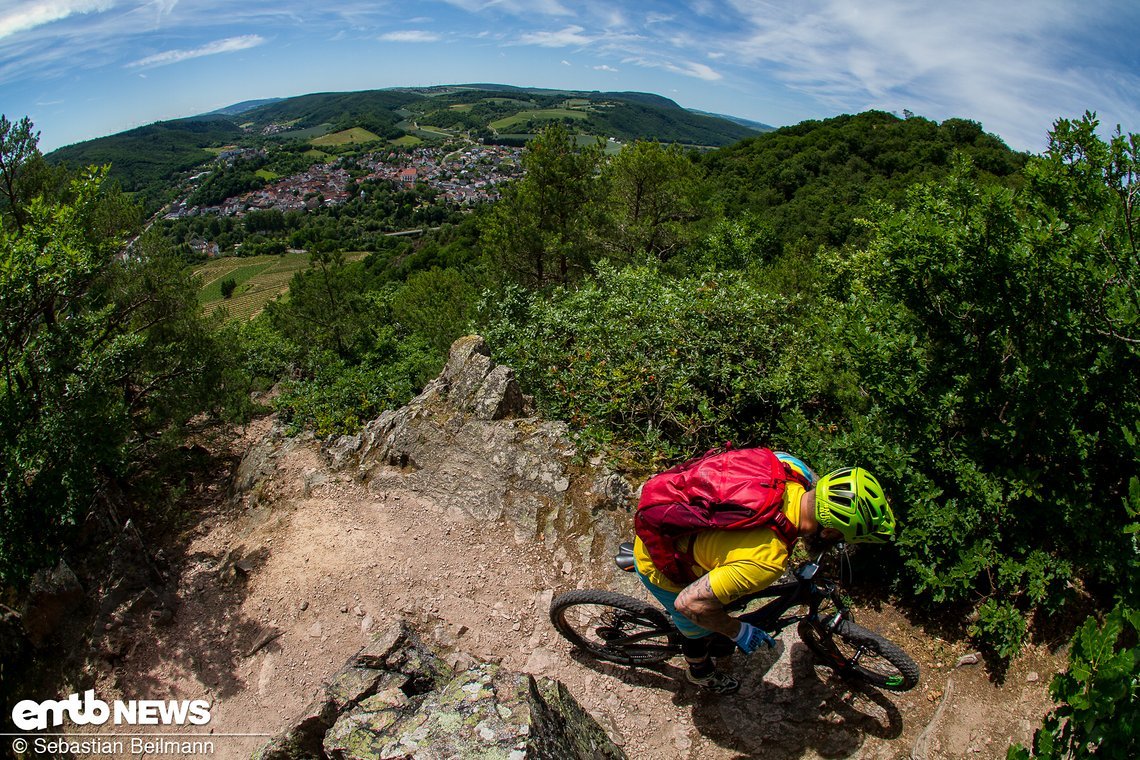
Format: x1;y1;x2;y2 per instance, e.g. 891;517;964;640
830;114;1139;655
694;214;780;272
601;140;705;261
481;124;604;287
0;115;40;234
391;267;476;353
0;120;234;584
266;251;382;361
220;277;238;298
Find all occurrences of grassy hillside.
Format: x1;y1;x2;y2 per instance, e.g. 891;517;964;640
195;251;366;321
311;127;383;146
47;119;244;206
240;90;419;135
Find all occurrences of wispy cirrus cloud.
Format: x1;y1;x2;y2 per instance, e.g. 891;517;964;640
126;33;265;68
0;0;115;39
717;0;1140;148
379;30;441;43
517;24;594;48
438;0;572;16
623;55;721;82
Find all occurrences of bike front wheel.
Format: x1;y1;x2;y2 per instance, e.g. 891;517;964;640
550;589;678;666
798;618;920;692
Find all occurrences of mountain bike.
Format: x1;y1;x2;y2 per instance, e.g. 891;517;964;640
550;542;920;692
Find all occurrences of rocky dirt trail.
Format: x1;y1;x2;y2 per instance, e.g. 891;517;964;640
92;338;1064;759
98;432;1060;759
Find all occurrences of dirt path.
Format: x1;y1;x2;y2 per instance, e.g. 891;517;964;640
94;432;1063;760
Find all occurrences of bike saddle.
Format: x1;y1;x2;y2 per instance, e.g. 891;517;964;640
615;542;635;572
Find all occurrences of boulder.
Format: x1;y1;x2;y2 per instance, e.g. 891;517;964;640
93;519;175;634
255;620;625;760
333;335;635;584
21;561;84;647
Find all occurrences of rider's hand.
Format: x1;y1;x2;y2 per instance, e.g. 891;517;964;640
734;622;776;654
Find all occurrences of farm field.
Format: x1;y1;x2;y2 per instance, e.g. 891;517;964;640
490;108;588;131
277;123;333;141
412;125;453;139
194;252;366;321
311;127;382;146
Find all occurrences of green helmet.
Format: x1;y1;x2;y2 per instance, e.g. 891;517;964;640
815;467;896;544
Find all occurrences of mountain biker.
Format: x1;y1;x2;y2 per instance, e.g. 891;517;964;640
633;454;896;694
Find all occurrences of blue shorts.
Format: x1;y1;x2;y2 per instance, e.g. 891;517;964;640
635;568;712;639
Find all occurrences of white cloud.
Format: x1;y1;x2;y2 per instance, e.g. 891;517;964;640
622;54;722;82
667;60;722;81
560;59;570;65
126;33;265;68
378;30;441;43
517;24;593;48
594;64;617;72
0;0;114;39
439;0;572;16
718;0;1137;149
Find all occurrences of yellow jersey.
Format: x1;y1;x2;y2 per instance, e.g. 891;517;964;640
633;482;804;604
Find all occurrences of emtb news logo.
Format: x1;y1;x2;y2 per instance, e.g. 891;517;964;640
12;690;211;730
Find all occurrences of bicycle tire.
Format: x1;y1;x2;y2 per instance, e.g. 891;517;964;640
798;618;920;691
550;589;678;666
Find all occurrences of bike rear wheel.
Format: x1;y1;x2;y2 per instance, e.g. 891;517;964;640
798;618;920;691
550;589;678;665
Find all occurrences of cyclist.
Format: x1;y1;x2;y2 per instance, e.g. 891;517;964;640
633;455;896;694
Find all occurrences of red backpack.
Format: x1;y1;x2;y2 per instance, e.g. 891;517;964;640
634;446;809;585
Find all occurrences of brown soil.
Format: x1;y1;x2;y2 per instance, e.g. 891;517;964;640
88;419;1065;760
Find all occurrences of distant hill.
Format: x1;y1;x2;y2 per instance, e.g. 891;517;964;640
203;98;284;116
702;110;1028;251
44;83;763;210
238;90;420;135
47;119;244;197
688;109;774;132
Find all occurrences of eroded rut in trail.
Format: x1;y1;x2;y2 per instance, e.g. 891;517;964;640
89;419;1062;760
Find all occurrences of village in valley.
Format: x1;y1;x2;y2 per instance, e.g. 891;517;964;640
163;142;524;221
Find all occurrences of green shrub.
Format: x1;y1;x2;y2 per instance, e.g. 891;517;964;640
480;263;828;467
831;116;1139;654
391;267;476;353
1009;603;1139;759
274;330;439;437
1;169;235;583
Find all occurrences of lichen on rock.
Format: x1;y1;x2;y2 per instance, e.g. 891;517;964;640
255;619;625;760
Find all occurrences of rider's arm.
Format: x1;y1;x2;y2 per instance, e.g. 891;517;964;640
674;574;742;639
674;527;789;638
674;549;786;639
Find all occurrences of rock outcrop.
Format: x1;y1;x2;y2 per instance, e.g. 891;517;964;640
233;336;643;758
321;335;636;585
255;620;626;760
21;560;85;647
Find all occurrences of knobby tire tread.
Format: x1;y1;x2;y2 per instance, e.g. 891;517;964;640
798;618;920;691
549;589;676;666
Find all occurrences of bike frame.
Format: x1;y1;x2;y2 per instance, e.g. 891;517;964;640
643;551;851;649
731;555;847;636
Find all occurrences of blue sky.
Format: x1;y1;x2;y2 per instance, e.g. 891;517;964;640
2;0;1138;153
